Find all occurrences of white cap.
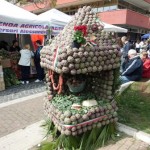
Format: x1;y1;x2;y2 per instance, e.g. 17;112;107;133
128;49;137;56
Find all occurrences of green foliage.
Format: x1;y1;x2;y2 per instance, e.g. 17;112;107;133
39;120;117;150
51;93;108;116
39;142;56;150
3;68;20;87
73;31;86;44
41;119;55;138
6;0;57;7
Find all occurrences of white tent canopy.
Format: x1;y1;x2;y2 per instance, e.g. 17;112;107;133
38;9;72;35
38;9;72;26
102;22;127;33
38;8;127;34
0;0;49;35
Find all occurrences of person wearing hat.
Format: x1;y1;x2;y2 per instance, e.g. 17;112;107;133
120;49;143;84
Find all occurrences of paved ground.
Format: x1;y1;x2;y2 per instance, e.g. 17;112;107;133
98;136;150;150
0;95;45;138
0;82;46;104
31;135;150;150
0;121;44;150
0;90;149;150
0;83;150;150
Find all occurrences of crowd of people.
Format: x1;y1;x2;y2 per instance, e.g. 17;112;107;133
0;40;45;84
119;36;150;84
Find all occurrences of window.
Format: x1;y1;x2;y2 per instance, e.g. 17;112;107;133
92;5;117;13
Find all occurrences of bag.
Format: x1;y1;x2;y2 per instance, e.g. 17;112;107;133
30;58;35;67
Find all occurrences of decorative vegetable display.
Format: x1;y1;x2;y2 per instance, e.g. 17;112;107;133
45;94;118;128
41;6;121;150
40;6;121;74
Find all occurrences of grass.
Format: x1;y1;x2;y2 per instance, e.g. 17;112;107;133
117;81;150;134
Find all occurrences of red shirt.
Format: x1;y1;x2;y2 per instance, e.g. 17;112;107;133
142;58;150;78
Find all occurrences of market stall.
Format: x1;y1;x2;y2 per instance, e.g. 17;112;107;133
0;0;48;35
0;0;49;89
40;6;121;149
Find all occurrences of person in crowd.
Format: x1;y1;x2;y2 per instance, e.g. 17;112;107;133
129;40;135;49
117;37;123;52
34;40;45;82
120;49;143;84
120;36;131;72
9;40;21;52
146;39;150;58
121;36;131;57
135;40;141;53
139;40;144;48
148;49;150;59
18;44;34;84
140;51;150;78
140;39;147;52
147;39;150;51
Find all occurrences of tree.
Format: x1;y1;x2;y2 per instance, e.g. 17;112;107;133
6;0;57;8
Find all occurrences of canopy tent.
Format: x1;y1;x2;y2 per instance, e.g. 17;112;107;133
141;33;150;39
102;22;128;33
38;9;127;34
38;9;72;35
38;8;72;26
0;0;49;35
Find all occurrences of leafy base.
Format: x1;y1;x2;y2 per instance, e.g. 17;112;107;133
40;120;117;150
